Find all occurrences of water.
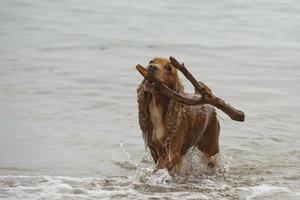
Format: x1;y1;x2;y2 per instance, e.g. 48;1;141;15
0;0;300;199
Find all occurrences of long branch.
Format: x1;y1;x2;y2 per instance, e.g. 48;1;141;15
169;57;245;122
136;63;245;122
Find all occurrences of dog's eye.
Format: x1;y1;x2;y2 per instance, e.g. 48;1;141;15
165;65;172;72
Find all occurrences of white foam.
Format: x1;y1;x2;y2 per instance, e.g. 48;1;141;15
0;175;210;200
237;184;297;200
2;174;299;200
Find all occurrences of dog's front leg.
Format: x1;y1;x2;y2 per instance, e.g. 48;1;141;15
155;135;184;170
155;151;180;171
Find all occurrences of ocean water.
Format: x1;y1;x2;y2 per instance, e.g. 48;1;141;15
0;0;300;199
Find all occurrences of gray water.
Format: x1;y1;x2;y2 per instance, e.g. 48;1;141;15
0;0;300;199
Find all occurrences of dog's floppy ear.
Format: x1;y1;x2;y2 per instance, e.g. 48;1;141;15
137;81;152;148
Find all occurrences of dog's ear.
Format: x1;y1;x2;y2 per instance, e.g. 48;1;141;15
137;82;152;148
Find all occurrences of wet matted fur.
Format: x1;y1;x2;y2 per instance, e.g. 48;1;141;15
137;57;220;171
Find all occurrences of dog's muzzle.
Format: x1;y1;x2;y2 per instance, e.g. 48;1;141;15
148;65;158;76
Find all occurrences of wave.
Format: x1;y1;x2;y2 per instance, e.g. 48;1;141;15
1;173;299;200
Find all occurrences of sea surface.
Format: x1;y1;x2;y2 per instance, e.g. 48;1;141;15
0;0;300;199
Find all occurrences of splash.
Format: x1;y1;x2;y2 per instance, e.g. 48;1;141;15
113;143;229;178
111;143;138;170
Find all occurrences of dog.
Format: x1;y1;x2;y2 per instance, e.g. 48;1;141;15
137;57;220;172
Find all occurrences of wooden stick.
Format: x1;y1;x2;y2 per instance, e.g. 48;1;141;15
136;63;245;122
169;57;245;122
169;57;211;96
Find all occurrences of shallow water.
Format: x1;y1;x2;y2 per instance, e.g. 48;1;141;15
0;0;300;199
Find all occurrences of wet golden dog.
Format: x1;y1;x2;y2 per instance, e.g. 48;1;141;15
137;57;220;171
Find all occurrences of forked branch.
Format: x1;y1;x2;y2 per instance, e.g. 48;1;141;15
169;57;245;122
136;58;245;122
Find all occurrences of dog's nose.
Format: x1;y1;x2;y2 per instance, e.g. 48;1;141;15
148;65;158;75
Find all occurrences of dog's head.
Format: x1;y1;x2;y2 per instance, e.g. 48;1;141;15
145;57;184;93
